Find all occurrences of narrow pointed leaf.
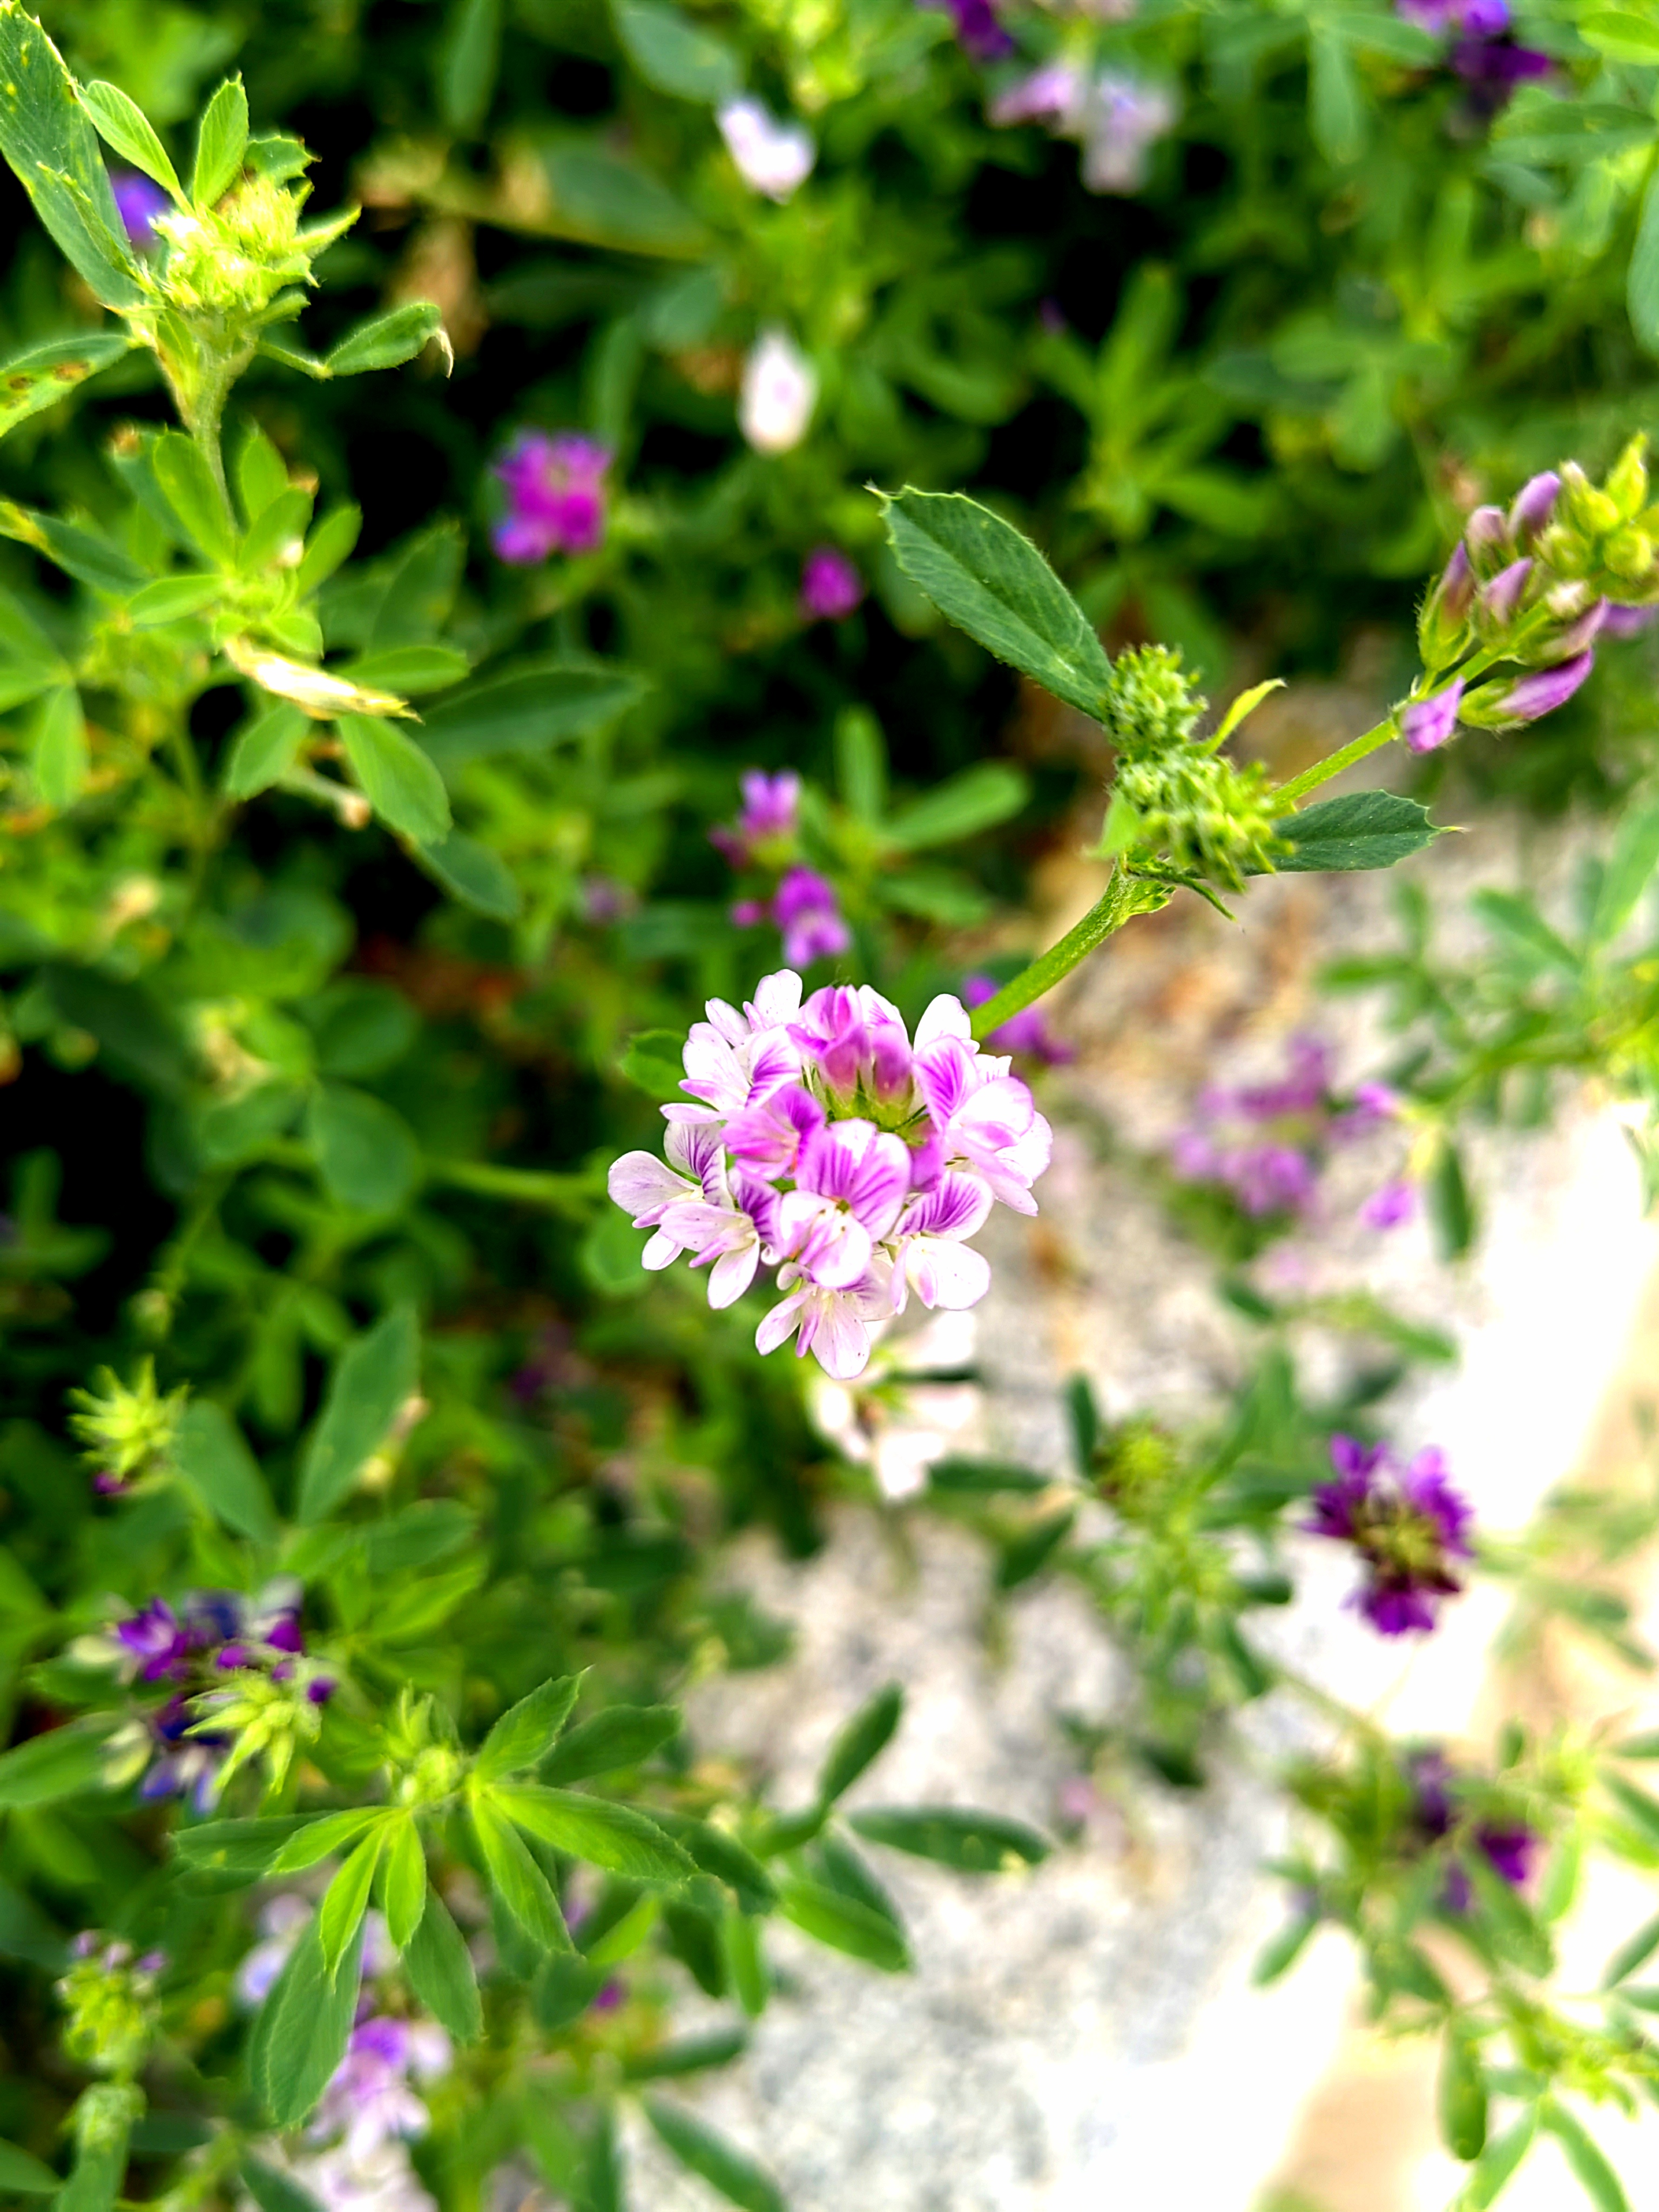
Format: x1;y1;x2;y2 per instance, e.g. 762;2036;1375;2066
326;301;449;377
491;1783;696;1883
881;487;1113;719
470;1789;571;1950
337;713;451;844
79;81;181;197
296;1305;419;1524
403;1889;482;2041
318;1830;386;1979
170;1399;278;1542
815;1683;902;1806
382;1816;428;1950
540;1702;678;1784
642;2099;787;2212
1257;791;1440;874
0;332;135;442
268;1808;388;1876
777;1877;910;1971
251;1911;363;2127
0;6;144;308
192;76;248;205
473;1674;581;1782
848;1805;1051;1871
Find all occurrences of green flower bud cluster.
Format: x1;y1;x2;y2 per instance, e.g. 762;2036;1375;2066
1534;438;1659;603
387;1690;466;1806
1102;647;1287;895
191;1661;331;1799
57;1940;163;2078
66;1360;185;1487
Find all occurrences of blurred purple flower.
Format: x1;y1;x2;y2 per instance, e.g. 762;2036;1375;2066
711;770;802;866
800;547;865;622
111;172;169;248
1307;1438;1473;1635
1411;1751;1539;1907
938;0;1013;60
962;976;1074;1066
115;1600;192;1682
771;866;853;967
1360;1178;1416;1230
492;433;610;564
1604;604;1659;638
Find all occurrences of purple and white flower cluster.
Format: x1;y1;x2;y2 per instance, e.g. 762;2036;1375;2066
84;1584;333;1809
1410;1750;1538;1906
1170;1036;1408;1228
1397;0;1550;109
990;64;1175;193
608;970;1052;1377
1306;1435;1474;1636
712;771;855;968
491;432;611;564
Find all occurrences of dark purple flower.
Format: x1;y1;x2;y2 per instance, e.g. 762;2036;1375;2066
1453;32;1552;109
1401;679;1465;755
936;0;1013;59
111;172;169;249
93;1469;126;1495
306;1676;336;1704
491;432;611;564
1410;1751;1539;1907
591;1978;626;2013
962;976;1075;1067
800;547;865;622
710;770;801;866
1307;1438;1473;1636
116;1600;191;1682
766;866;852;968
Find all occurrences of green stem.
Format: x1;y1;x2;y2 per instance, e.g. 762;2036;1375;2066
427;1159;597;1216
967;870;1138;1042
1271;718;1398;807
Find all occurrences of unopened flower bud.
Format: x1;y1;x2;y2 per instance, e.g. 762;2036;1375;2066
1507;470;1559;549
1464;504;1508;571
1603;603;1659;638
1535;523;1590;579
1418;542;1474;663
1560;461;1620;538
1602;524;1654;584
1459;649;1594;729
1399;679;1464;755
1535;597;1606;662
1478;556;1532;631
1604;434;1649;520
1545;577;1593;619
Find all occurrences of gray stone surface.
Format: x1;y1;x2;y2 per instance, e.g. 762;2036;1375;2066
624;806;1659;2211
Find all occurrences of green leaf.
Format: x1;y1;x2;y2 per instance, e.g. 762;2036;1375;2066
617;1031;685;1097
531;1951;608;2029
1263;790;1439;874
1628;176;1659;349
848;1805;1051;1872
344;646;470;695
0;332;135;443
412;830;522;921
223;702;308;799
1601;1908;1659;1988
1540;2103;1631;2212
150;430;235;565
723;1904;768;2014
0;6;144;309
295;504;362;594
474;1675;581;1782
1590;790;1659;945
170;1816;310;1882
1213;677;1285;747
0;1716;118;1808
404;1890;483;2041
884;763;1030;852
0;2141;60;2194
1309;26;1366;165
492;1783;697;1883
1603;1771;1659;1847
642;2099;786;2212
0;501;144;593
469;1789;571;1950
240;2157;327;2212
192;75;248;205
305;1082;422;1215
815;1683;903;1808
880;488;1113;720
542;1703;679;1784
651;1811;777;1913
318;1830;386;1980
336;714;451;843
439;0;502;132
326;302;449;378
1439;2025;1488;2163
419;660;646;770
268;1808;389;1875
624;2027;748;2081
1464;2108;1537;2209
125;575;222;626
1252;1913;1317;1986
834;706;887;821
295;1304;420;1523
252;1912;363;2128
613;0;740;103
1582;9;1659;62
78;80;181;197
236;423;290;522
170;1399;277;1542
382;1816;428;1950
777;1877;910;1971
241;488;315;574
926;1457;1053;1495
1427;1135;1475;1260
32;685;86;811
542;145;707;257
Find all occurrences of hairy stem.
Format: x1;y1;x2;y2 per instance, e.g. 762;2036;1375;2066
967;869;1141;1042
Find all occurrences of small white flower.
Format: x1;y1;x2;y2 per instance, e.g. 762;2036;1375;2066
739;330;818;455
717;97;816;202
